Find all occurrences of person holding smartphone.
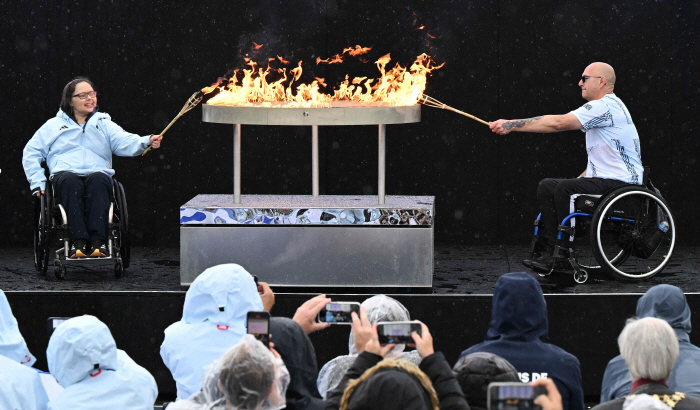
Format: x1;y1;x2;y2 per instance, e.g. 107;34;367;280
317;295;422;399
324;307;469;410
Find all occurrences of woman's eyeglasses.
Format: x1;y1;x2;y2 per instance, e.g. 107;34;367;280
72;91;97;99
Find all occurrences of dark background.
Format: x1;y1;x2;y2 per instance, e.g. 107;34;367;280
2;0;698;247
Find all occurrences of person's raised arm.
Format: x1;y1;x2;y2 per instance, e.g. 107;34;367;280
102;118;159;156
292;294;331;334
490;114;582;135
413;322;470;410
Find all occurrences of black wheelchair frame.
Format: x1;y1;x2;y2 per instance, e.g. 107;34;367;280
528;169;675;284
33;175;130;279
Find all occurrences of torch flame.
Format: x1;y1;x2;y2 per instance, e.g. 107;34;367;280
343;45;372;56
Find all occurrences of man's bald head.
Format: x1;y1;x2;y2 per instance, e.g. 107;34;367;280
579;62;616;101
587;62;616;90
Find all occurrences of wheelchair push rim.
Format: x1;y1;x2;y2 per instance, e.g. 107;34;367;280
592;188;675;280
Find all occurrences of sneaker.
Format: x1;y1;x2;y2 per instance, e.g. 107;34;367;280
70;239;88;258
90;240;109;258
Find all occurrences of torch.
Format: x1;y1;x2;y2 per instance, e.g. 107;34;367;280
419;94;490;126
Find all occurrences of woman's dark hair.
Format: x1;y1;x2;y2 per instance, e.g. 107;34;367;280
60;77;96;115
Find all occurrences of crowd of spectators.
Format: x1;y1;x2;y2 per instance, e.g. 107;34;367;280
1;268;699;410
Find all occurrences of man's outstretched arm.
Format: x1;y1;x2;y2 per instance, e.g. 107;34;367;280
490;114;582;135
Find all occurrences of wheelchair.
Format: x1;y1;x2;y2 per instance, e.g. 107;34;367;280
528;168;675;284
33;173;130;279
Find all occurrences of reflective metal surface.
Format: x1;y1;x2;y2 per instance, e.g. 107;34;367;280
202;102;421;126
180;225;433;287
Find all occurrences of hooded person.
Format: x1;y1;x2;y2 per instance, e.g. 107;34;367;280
46;315;157;410
459;272;584;410
165;335;290;410
0;289;49;409
317;295;422;399
453;352;519;410
600;284;700;402
269;317;324;410
326;310;469;410
161;264;264;400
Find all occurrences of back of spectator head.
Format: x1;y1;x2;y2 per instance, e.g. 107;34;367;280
183;263;263;325
340;360;439;410
636;284;691;333
0;289;36;366
203;335;289;410
349;295;411;356
453;352;519;410
47;315;118;387
486;272;548;342
619;317;679;382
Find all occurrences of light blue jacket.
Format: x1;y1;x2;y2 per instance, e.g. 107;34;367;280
0;289;36;366
160;264;264;400
22;108;151;193
0;354;49;410
46;315;158;410
600;284;700;402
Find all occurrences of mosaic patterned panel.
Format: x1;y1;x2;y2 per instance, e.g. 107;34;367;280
180;207;433;225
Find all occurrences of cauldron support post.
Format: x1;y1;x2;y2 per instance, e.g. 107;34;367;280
234;124;241;204
312;125;319;196
378;124;386;205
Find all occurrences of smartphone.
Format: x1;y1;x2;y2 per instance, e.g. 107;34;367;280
376;321;422;344
486;382;547;410
47;317;72;338
317;302;361;324
247;311;270;348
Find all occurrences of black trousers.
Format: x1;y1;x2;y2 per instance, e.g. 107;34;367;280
52;171;112;243
536;177;627;244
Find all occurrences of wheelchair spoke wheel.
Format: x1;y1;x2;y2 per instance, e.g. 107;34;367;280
34;195;51;275
591;187;675;281
113;180;130;269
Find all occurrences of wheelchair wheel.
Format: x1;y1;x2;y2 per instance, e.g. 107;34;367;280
54;260;66;280
34;193;52;275
113;180;130;269
114;258;124;279
590;186;675;281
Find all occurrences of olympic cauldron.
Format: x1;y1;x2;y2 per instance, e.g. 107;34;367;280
179;101;434;288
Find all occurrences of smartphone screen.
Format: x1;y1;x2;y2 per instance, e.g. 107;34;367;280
376;321;422;344
47;317;72;338
317;302;360;324
487;382;546;410
247;311;270;348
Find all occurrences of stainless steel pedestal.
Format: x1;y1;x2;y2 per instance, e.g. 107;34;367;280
180;195;434;287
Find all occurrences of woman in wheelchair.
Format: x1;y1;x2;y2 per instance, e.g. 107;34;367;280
22;77;162;258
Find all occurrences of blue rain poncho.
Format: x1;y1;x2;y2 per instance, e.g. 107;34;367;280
0;289;37;366
160;264;264;400
0;351;49;410
46;315;157;410
316;295;422;399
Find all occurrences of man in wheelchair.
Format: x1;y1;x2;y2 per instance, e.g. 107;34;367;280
22;77;162;259
489;62;644;273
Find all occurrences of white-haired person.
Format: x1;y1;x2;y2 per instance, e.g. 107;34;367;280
165;335;290;410
590;317;700;409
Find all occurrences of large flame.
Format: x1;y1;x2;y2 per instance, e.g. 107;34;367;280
205;45;444;108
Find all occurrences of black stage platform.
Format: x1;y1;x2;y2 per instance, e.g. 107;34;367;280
2;244;699;293
2;244;699;403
